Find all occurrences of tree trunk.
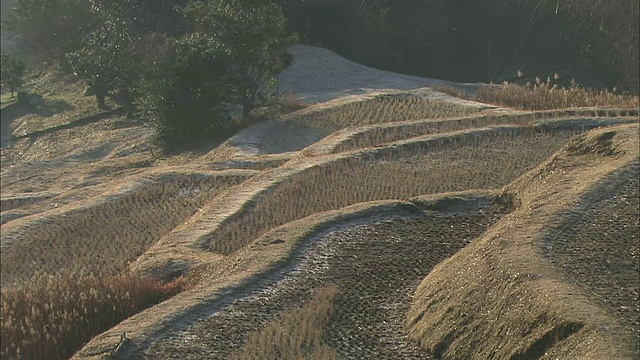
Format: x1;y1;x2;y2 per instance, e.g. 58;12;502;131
95;86;108;110
122;86;135;117
242;98;254;119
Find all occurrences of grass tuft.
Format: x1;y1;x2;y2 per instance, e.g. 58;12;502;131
232;285;340;360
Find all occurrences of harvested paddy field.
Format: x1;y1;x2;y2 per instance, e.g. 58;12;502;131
1;45;638;360
146;199;510;359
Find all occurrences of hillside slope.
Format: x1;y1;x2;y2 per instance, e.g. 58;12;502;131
408;124;639;359
0;45;637;359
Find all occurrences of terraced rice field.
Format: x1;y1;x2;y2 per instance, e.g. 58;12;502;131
146;201;509;359
1;170;253;286
1;65;638;359
204;128;582;255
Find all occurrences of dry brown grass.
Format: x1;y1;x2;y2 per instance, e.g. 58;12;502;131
438;80;640;110
231;285;340;360
138;193;507;359
270;93;309;114
433;85;472;100
1;170;251;287
77;200;424;358
286;93;481;132
206;127;580;255
302;107;638;157
542;162;639;355
63;114;636;355
3;68;640;359
5;71;121;137
1;271;187;360
478;80;639;110
406;124;639;359
243;94;309;123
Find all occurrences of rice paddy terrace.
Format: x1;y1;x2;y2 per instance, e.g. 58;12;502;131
1;52;639;359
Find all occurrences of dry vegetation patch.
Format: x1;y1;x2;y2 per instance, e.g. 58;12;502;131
3;63;639;359
307;108;639;156
204;127;584;255
75;200;423;359
285;91;482;132
142;193;509;359
1;271;186;360
0;191;57;212
1;169;252;287
438;81;640;110
542;162;640;354
1;71;120;138
1;116;153;196
407;124;639;359
231;285;340;360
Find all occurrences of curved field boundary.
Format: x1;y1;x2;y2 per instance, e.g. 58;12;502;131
134;123;594;280
74;191;496;359
284;94;484;132
201;123;628;257
540;162;639;355
0;168;255;287
146;195;511;358
75;125;638;359
407;124;639;359
74;122;638;358
199;88;489;161
281;87;491;130
0;191;58;213
299;107;639;156
209;152;296;171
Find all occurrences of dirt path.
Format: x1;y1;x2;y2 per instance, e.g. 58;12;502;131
278;45;480;104
144;202;509;359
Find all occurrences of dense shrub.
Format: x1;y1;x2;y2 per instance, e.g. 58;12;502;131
139;0;296;151
0;53;26;97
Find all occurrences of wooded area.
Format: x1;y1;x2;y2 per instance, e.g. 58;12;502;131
277;0;639;93
2;0;638;151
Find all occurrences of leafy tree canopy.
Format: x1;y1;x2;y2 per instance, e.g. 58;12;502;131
139;0;297;150
5;0;92;66
65;0;137;109
181;0;297;115
1;53;26;97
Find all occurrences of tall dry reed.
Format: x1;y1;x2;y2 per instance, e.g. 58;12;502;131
437;79;639;110
1;271;187;360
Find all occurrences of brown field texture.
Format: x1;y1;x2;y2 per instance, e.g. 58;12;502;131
1;73;638;360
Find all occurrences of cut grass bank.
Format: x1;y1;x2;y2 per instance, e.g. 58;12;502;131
407;124;639;359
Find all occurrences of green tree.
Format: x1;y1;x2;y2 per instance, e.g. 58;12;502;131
182;0;297;117
5;0;92;67
66;0;196;112
1;54;26;97
139;33;234;149
65;0;138;111
140;0;296;150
